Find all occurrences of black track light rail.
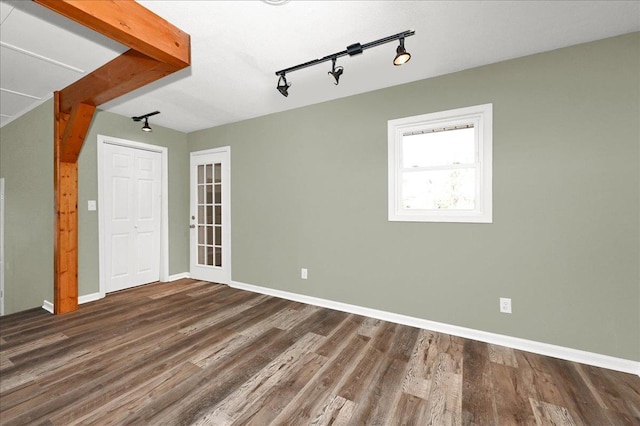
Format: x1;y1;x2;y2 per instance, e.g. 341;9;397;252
275;30;415;77
132;111;160;122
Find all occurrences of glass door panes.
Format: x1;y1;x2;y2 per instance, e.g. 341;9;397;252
197;163;223;267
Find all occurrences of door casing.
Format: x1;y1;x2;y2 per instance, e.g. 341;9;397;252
97;135;169;297
0;177;4;315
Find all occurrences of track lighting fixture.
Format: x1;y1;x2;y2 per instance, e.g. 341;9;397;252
277;74;291;97
393;38;411;66
328;57;343;85
275;30;414;97
132;111;160;132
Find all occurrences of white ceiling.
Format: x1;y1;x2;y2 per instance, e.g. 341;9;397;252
1;0;638;133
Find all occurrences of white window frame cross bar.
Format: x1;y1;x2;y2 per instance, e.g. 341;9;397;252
388;103;493;223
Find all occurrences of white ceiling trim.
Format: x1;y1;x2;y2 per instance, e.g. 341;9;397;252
0;41;85;73
1;87;42;100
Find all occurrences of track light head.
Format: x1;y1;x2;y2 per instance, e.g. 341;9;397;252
131;111;159;132
141;117;152;132
328;57;344;85
277;74;291;97
393;37;411;66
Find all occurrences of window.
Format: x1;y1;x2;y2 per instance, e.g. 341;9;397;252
388;103;492;223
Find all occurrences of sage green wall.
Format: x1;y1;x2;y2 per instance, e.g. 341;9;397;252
0;103;189;314
0;101;54;313
189;33;640;361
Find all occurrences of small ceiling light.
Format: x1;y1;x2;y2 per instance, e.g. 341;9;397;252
328;57;344;85
262;0;290;5
277;74;291;97
393;37;411;66
132;111;160;132
141;117;152;132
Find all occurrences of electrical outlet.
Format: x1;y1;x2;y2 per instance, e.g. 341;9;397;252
500;297;512;314
301;268;308;280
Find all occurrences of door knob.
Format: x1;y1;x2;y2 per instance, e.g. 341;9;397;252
189;224;196;229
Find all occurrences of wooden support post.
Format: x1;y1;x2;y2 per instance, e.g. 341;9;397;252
35;0;191;314
54;92;79;314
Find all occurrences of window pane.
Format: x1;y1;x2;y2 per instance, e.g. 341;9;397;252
214;163;222;183
215;247;222;267
215;206;222;225
198;165;204;184
214;184;221;204
206;164;213;183
206;226;213;246
206;185;213;204
207;246;214;266
198;206;205;224
198;245;205;265
197;185;204;205
215;225;221;246
402;168;476;210
198;226;205;245
402;128;475;168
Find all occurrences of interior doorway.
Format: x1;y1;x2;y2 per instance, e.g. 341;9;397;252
189;148;231;284
97;135;169;296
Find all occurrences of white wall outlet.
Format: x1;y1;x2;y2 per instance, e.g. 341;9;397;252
500;297;512;314
301;268;308;280
87;200;97;211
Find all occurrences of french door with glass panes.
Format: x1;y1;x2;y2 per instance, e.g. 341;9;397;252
189;148;230;283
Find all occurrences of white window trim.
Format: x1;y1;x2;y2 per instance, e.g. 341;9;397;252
388;103;493;223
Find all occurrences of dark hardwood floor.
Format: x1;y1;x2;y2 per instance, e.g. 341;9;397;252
0;279;638;425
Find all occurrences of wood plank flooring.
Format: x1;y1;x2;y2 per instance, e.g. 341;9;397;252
1;279;638;425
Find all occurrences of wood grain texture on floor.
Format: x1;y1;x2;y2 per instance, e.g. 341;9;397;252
1;279;639;425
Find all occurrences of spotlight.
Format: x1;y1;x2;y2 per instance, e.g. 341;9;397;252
393;37;411;66
328;57;344;85
131;111;160;132
141;117;152;132
277;74;291;97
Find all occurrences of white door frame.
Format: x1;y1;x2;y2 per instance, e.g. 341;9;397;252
97;135;169;297
190;147;231;284
0;177;5;315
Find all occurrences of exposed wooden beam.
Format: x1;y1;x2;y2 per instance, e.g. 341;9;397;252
58;49;175;114
60;103;96;163
34;0;191;314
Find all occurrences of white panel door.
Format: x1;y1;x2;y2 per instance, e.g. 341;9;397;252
190;148;230;284
104;143;161;292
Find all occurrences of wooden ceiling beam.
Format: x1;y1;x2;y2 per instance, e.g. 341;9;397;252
32;0;191;314
58;49;174;113
60;103;96;163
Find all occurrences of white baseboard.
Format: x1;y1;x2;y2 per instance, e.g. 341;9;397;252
168;272;190;281
79;292;103;304
40;274;191;313
43;291;104;314
230;280;640;376
42;300;54;314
